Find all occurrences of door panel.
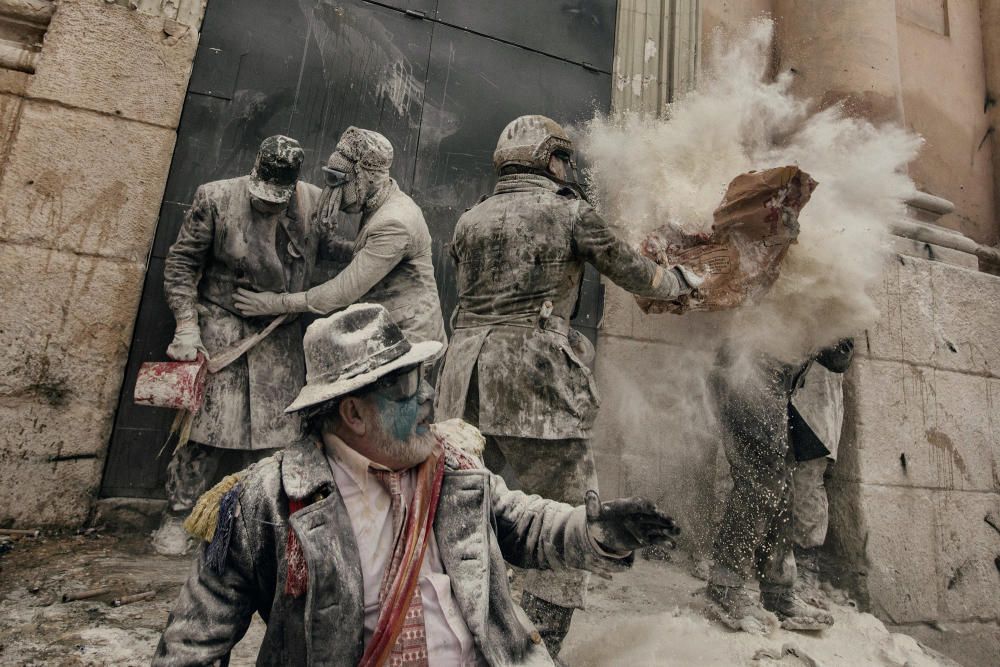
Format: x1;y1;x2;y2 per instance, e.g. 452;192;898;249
103;0;615;498
435;0;617;71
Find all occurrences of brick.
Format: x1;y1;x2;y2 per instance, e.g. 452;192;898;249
29;0;198;128
0;101;176;261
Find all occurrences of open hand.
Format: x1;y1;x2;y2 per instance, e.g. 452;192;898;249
233;288;287;317
585;490;680;553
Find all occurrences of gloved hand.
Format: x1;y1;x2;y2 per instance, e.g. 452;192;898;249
673;265;705;293
233;288;306;317
166;319;206;361
585;490;680;553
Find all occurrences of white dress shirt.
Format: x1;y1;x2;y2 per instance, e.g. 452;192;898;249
323;435;485;667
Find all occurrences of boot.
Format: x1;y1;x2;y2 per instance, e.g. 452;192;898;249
705;583;779;635
520;591;574;661
152;512;192;556
761;586;834;631
793;546;828;609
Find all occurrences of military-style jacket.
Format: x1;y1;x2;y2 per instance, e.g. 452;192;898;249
436;174;683;439
153;437;629;666
163;176;324;450
302;180;447;352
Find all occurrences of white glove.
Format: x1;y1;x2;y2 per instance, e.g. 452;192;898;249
166;319;206;361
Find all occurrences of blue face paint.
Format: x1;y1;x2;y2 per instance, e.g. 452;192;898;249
375;394;419;441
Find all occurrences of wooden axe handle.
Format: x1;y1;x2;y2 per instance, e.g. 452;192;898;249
207;314;289;374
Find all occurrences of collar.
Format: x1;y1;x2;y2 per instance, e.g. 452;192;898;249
363;177;397;215
322;433;392;494
280;181;310;259
280;438;335;501
493;173;561;196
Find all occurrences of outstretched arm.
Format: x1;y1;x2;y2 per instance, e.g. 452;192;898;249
233;217;410;317
571;202;693;301
490;473;679;574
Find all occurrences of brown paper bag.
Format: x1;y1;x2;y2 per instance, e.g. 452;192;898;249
636;165;817;315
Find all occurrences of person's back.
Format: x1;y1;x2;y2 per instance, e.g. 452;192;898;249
453;173;584;324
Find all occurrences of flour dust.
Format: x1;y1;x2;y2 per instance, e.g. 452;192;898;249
580;18;920;362
578;18;921;555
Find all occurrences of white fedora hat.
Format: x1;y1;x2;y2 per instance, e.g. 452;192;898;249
285;303;442;413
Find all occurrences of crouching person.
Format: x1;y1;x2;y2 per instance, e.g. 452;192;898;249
153;303;679;666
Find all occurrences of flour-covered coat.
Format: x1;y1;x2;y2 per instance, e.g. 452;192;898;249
163;176;323;450
301;180;447;352
436;174;683;440
153;436;630;666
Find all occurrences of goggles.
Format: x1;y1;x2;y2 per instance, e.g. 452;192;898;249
322;165;353;188
364;364;422;401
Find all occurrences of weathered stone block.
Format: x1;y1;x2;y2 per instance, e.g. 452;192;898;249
0;93;23;161
0;399;113;460
837;358;999;492
0;455;102;526
933;490;1000;621
29;0;199;128
863;255;936;366
0;101;176;261
0;243;146;411
929;261;1000;378
856;484;940;623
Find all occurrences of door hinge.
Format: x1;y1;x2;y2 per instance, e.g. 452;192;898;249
405;9;426;19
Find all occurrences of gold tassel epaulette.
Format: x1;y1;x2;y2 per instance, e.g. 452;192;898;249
184;473;242;542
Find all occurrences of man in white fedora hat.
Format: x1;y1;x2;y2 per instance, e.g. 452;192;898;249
154;303;680;666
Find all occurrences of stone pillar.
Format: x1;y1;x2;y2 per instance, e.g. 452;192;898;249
982;0;1000;244
612;0;701;116
596;0;724;556
774;0;904;124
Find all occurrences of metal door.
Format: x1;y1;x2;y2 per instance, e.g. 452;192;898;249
102;0;616;498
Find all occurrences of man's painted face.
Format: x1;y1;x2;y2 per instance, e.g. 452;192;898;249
365;369;435;468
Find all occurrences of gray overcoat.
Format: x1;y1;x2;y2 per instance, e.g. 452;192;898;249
153;439;629;666
302;180;447;353
163;176;323;450
435;174;681;440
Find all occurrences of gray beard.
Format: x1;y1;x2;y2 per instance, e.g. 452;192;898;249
370;418;437;470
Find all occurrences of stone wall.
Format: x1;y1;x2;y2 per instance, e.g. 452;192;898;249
0;0;201;526
828;253;1000;624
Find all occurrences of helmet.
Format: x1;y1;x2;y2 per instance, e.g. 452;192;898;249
492;115;574;175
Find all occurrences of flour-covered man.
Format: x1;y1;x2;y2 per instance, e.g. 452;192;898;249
154;303;680;666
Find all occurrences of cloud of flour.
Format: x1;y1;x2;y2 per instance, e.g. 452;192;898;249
579;18;921;361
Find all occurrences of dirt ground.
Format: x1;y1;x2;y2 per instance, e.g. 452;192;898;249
0;532;991;666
